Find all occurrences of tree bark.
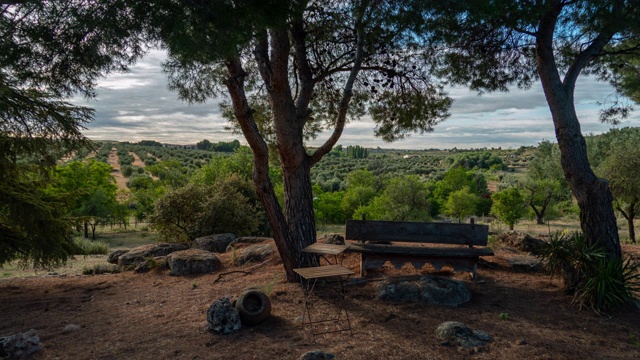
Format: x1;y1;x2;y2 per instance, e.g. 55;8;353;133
224;54;318;282
536;2;621;258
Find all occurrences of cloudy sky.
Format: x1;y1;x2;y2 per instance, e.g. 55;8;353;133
72;49;640;150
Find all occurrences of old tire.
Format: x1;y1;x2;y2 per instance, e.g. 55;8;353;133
235;288;271;325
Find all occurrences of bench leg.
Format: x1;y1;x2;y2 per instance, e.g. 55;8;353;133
360;253;366;277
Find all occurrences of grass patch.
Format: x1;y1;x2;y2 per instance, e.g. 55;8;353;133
73;237;109;255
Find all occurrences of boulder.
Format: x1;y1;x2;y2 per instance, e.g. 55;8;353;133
318;234;345;245
191;233;236;253
420;277;471;308
235;244;275;266
226;237;272;252
107;249;129;264
506;255;543;272
376;281;421;303
299;350;336;360
376;276;471;307
118;243;188;268
434;321;493;348
0;329;42;359
134;256;167;274
207;297;241;335
167;249;220;276
496;232;545;255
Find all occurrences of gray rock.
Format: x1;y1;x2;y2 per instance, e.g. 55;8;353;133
496;232;545;255
434;321;493;348
0;329;42;359
235;244;275;266
318;234;345;245
226;237;272;251
299;350;336;360
83;264;119;275
376;281;421;303
507;255;543;272
420;276;471;307
191;233;236;253
376;276;471;307
62;324;81;334
207;297;241;335
107;249;129;264
133;257;166;274
167;249;221;276
118;243;188;268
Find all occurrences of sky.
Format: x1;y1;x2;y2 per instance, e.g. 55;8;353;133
72;49;640;150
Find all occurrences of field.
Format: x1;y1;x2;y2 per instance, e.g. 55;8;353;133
2;224;640;359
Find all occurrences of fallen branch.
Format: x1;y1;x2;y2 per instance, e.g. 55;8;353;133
213;258;273;283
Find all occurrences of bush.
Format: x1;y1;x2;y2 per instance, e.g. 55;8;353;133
73;237;109;255
537;232;640;313
150;176;262;242
122;165;133;177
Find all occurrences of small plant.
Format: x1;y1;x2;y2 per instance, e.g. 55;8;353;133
261;274;281;296
73;237;109;255
629;334;640;349
191;281;198;289
231;247;238;264
499;312;509;320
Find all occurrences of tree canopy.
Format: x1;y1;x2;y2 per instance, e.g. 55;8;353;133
137;0;453;280
412;0;640;258
0;0;145;267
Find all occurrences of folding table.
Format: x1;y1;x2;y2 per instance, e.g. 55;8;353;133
293;265;354;338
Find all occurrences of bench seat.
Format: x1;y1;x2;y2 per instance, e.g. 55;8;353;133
344;219;494;277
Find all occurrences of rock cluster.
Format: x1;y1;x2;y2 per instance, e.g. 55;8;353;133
207;297;241;335
0;329;42;359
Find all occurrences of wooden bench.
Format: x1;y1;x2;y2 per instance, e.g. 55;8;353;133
344;219;494;278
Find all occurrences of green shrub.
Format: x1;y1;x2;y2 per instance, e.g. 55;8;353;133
537;232;640;313
73;237;109;255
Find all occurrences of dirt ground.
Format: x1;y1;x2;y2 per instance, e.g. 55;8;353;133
1;245;640;360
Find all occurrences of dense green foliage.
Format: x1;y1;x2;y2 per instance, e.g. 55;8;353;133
491;187;526;230
0;1;145;267
150;178;262;242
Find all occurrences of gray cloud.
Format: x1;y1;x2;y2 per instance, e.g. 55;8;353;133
71;50;639;149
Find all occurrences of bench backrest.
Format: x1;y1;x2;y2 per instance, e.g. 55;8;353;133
345;220;489;246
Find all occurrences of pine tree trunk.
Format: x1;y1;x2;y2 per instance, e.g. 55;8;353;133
536;11;621;258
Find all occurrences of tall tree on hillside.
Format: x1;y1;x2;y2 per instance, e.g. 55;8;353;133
0;1;144;267
142;1;452;280
599;145;640;243
418;0;640;258
523;140;571;224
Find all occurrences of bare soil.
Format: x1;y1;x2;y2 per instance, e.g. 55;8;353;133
1;245;640;360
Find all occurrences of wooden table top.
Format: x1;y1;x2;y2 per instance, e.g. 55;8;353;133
302;243;348;255
293;265;354;279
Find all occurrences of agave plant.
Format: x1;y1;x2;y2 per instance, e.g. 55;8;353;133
537;232;640;313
